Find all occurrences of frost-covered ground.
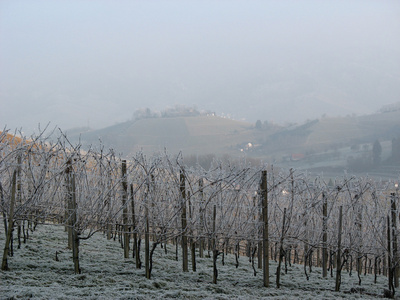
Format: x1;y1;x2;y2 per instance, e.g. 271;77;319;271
1;223;387;299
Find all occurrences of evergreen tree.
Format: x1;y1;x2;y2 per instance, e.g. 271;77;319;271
372;139;382;166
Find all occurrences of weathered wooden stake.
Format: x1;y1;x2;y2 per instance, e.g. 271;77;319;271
212;204;220;284
391;193;399;288
322;192;328;278
188;193;196;272
145;199;150;279
180;169;188;272
66;161;73;250
258;208;262;270
199;178;204;258
106;169;112;240
335;206;343;292
212;204;217;250
70;174;81;274
121;160;129;259
261;170;269;287
356;195;363;282
276;207;286;288
1;171;17;271
0;182;7;237
16;154;22;250
130;184;140;269
388;215;394;293
191;241;196;272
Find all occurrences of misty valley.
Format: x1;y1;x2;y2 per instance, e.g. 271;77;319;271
1;1;400;299
1;106;400;298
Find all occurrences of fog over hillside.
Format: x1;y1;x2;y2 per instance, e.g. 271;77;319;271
1;0;399;135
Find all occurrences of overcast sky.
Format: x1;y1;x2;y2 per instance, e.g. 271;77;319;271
1;0;400;134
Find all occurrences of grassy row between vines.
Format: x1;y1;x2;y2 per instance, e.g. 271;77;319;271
0;220;387;299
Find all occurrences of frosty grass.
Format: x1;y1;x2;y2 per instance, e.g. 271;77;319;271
1;221;387;299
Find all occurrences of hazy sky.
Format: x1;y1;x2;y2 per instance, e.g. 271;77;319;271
1;0;400;134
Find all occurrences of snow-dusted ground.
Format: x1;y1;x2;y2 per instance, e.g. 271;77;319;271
1;223;387;299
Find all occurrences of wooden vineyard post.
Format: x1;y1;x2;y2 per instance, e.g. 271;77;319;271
122;160;129;259
391;193;399;288
388;215;394;294
258;197;262;270
145;201;150;278
261;170;269;287
71;175;80;274
2;170;17;271
212;204;219;284
335;206;343;292
355;195;363;281
70;173;81;274
188;194;196;272
213;204;216;252
199;178;204;258
66;161;73;249
276;207;286;288
130;184;140;269
0;182;7;235
191;238;196;272
145;175;150;279
16;154;22;249
106;168;112;240
180;169;189;272
150;174;156;242
322;192;328;278
383;215;388;277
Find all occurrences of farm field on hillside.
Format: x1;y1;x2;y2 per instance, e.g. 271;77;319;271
1;222;387;299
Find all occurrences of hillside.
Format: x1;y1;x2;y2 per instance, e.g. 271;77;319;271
67;115;259;157
67;110;400;176
247;110;400;178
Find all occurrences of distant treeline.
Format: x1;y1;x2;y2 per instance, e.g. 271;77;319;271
132;105;214;121
379;101;400;113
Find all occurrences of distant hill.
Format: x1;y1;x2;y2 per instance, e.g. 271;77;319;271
260;109;400;155
67;115;258;157
67;110;400;174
